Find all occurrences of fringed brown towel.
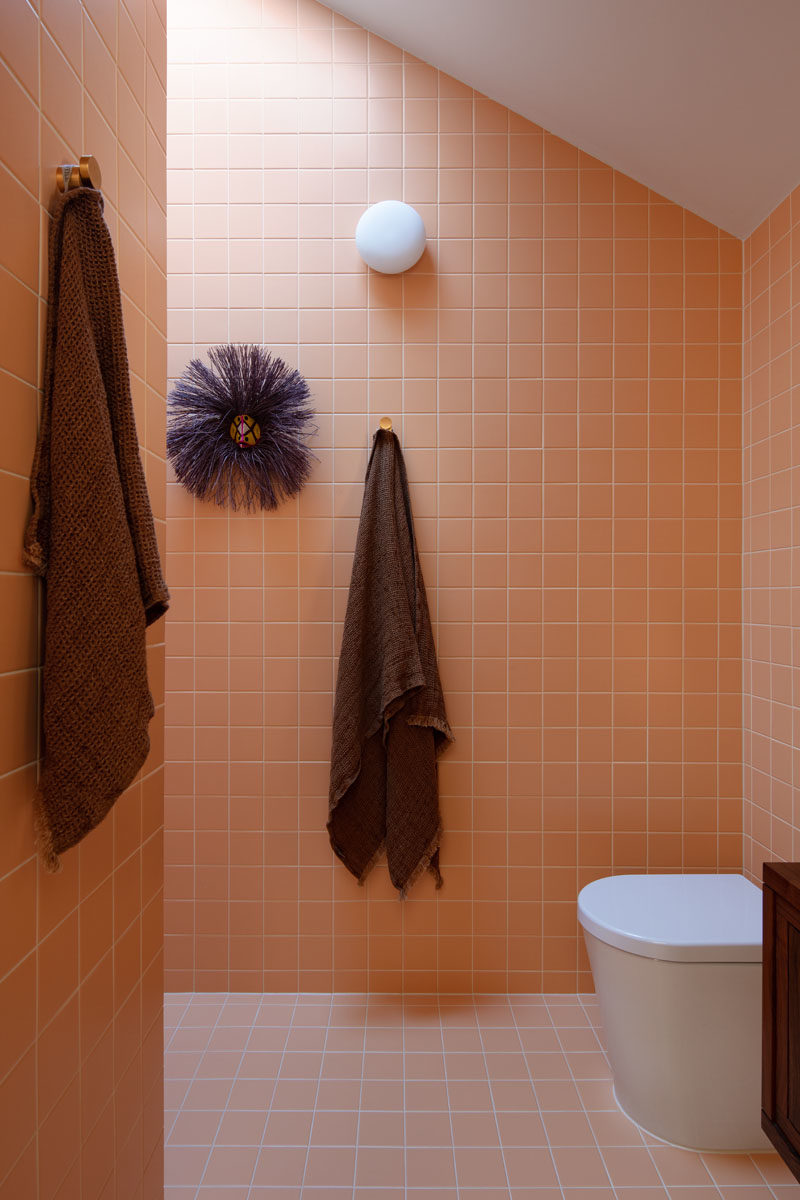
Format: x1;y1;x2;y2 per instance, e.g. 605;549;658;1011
23;187;169;871
328;428;453;895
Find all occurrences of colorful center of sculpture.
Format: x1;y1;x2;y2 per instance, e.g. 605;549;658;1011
230;413;261;447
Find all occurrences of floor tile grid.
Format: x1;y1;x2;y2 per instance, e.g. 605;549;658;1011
163;993;800;1200
165;994;215;1194
511;994;620;1196
560;996;713;1198
163;991;194;1145
265;993;318;1194
532;995;616;1195
543;995;790;1200
301;994;336;1192
166;993;303;1192
166;992;549;1196
423;992;467;1195
489;998;544;1195
165;993;241;1159
163;993;782;1200
165;993;249;1178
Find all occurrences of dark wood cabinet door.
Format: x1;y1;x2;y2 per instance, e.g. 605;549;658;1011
763;864;800;1181
773;899;800;1140
785;918;800;1135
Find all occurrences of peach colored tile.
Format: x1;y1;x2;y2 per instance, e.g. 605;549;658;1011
553;1145;613;1187
201;1145;259;1185
160;991;800;1200
505;1146;560;1188
542;1110;596;1146
601;1147;664;1187
303;1145;357;1187
162;0;746;995
406;1146;457;1187
453;1145;508;1188
1;15;165;1200
649;1146;714;1186
701;1154;770;1186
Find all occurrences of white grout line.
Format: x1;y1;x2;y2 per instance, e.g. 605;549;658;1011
509;993;563;1198
575;992;663;1200
165;995;791;1198
438;994;465;1200
545;993;622;1197
348;991;369;1200
242;990;300;1199
297;993;335;1196
164;993;231;1192
474;994;515;1199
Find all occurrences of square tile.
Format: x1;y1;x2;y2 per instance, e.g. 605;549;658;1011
162;993;797;1200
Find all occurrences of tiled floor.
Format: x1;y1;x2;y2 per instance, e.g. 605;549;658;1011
165;993;799;1200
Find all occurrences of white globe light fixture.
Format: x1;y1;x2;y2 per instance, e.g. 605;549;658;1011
355;200;426;274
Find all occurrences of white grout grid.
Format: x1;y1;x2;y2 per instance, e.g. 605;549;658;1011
164;0;744;1000
164;991;798;1199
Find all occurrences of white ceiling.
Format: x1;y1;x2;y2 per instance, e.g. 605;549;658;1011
326;0;800;239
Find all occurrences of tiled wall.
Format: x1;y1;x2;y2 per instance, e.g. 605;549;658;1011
164;0;743;994
742;187;800;880
0;2;167;1197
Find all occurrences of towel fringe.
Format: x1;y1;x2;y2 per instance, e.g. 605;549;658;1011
356;840;387;885
332;825;443;900
406;713;454;754
33;790;62;874
397;824;443;899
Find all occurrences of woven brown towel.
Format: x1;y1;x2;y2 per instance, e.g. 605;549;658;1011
23;187;169;872
328;428;453;895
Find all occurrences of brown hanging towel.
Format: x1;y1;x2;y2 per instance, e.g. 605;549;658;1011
328;427;453;896
24;186;169;871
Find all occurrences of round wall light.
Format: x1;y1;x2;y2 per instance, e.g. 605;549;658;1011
355;200;426;274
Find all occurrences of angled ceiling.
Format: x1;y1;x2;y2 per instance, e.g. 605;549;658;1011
326;0;800;238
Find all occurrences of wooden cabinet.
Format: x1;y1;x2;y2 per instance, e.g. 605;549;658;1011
763;862;800;1180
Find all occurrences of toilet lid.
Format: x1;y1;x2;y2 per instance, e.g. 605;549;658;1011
577;873;762;962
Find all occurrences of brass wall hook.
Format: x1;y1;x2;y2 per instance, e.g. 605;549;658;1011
379;416;392;431
57;155;102;193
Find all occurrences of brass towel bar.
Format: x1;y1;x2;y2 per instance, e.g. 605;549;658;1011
57;155;102;193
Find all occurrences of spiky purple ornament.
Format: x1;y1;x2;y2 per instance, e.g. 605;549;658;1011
167;344;316;511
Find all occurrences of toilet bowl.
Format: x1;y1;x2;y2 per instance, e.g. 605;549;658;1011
578;873;769;1152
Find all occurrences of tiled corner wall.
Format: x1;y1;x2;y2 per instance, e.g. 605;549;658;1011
0;2;167;1197
742;186;800;879
164;0;743;996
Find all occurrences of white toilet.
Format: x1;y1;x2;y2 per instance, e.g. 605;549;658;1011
578;873;769;1152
